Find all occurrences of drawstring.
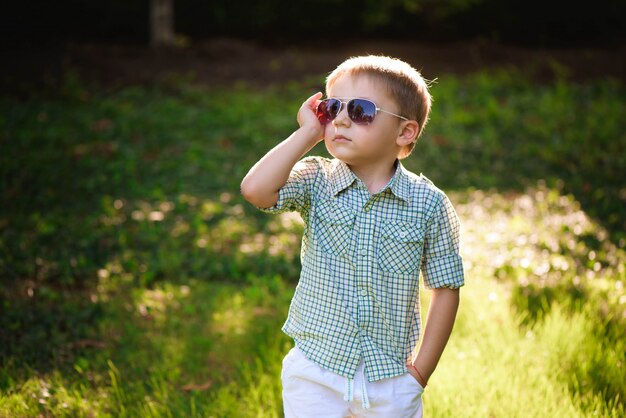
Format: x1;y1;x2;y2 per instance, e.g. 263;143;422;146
361;374;370;409
344;366;370;409
344;378;354;402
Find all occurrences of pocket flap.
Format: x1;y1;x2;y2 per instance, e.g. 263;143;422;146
315;204;355;226
381;221;424;243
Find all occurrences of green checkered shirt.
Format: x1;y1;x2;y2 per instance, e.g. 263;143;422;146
259;156;464;382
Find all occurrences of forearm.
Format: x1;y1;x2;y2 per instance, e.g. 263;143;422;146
411;288;460;386
240;126;319;208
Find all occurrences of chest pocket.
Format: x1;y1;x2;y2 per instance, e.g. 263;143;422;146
314;204;355;258
377;221;425;274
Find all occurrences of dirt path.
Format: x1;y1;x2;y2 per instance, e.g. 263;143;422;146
2;38;625;94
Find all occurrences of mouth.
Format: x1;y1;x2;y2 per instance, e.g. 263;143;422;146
333;135;351;142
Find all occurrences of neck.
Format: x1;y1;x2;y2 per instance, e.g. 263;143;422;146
349;159;397;195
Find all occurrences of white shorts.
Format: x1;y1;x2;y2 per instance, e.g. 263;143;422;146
281;346;424;418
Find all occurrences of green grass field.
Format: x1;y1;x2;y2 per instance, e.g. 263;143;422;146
1;69;624;417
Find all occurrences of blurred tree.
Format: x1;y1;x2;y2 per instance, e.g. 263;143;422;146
360;0;484;30
151;0;175;47
2;0;624;47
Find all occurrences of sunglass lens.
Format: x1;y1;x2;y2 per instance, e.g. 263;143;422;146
348;99;376;124
316;99;341;124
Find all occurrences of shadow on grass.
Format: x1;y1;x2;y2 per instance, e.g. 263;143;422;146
0;273;294;416
0;197;300;382
91;276;292;415
0;285;104;383
512;281;625;410
510;227;625;409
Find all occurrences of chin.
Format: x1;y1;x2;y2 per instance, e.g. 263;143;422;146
325;143;350;162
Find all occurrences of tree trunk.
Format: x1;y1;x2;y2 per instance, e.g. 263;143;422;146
150;0;175;48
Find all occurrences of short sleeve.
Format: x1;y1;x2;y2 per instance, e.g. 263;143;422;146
257;157;319;215
421;194;465;289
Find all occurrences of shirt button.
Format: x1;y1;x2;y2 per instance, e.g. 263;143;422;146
399;230;408;238
360;289;368;297
360;248;367;256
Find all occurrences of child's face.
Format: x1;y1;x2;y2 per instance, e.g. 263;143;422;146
323;74;405;167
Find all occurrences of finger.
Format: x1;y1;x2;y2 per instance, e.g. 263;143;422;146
305;92;323;109
307;91;323;102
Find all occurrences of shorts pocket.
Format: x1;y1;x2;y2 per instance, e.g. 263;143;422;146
377;221;425;274
404;372;425;395
282;347;299;368
281;347;304;381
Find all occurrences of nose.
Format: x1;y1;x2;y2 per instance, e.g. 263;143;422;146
332;102;351;127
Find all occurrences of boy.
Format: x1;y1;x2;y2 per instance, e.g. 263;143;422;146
241;55;464;417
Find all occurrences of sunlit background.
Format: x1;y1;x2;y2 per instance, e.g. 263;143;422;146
1;1;625;417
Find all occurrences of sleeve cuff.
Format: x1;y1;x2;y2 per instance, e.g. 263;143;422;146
256;187;289;214
423;254;465;289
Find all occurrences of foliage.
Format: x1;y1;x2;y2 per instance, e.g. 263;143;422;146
0;70;624;416
179;0;626;44
7;0;625;45
405;70;626;242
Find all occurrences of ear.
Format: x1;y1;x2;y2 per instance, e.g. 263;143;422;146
396;120;420;147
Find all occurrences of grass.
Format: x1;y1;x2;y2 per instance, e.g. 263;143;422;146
0;68;625;417
0;276;293;417
427;187;625;417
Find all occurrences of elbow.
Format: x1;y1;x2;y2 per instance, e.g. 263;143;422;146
240;177;275;208
240;176;257;204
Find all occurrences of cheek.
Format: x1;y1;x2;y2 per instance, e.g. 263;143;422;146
323;123;335;139
323;136;335;152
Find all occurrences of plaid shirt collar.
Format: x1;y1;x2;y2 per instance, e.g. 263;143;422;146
329;159;412;203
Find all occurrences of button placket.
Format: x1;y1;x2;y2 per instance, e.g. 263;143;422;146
355;205;375;334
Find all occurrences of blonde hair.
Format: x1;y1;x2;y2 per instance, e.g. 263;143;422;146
326;55;432;159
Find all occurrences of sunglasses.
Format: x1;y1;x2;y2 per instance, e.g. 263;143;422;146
316;98;408;125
